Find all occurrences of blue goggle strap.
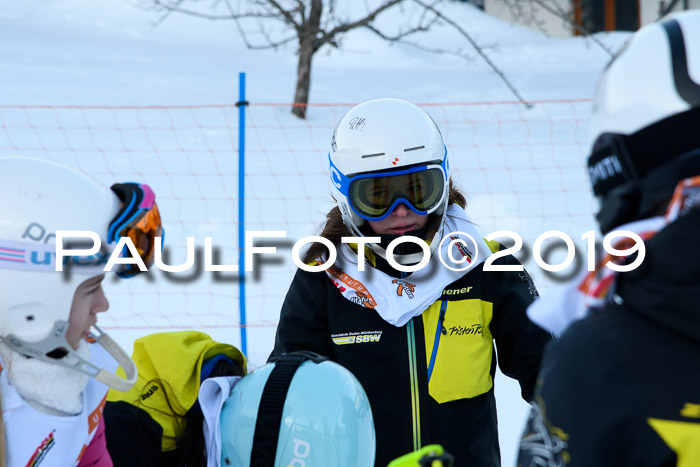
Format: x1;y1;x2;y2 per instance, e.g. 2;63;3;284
329;151;449;221
107;183;154;244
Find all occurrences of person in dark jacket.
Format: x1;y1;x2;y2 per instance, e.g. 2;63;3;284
518;11;700;467
271;98;551;466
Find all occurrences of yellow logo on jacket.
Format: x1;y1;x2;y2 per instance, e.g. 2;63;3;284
442;287;473;295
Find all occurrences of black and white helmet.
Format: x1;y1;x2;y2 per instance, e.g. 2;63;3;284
587;11;700;233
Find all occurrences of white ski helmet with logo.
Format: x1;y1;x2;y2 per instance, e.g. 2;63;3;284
587;11;700;233
329;98;450;262
0;156;137;391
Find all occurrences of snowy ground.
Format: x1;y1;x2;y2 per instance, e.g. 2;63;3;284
0;1;632;465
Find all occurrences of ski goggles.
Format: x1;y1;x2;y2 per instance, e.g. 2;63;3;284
108;183;163;278
331;156;449;221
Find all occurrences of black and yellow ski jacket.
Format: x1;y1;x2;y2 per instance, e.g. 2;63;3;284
272;244;551;467
518;210;700;466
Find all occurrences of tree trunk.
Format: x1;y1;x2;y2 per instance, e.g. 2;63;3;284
292;40;314;119
292;0;322;119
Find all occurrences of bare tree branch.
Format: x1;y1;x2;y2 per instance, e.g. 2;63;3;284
148;0;185;27
511;0;616;56
315;0;405;50
140;0;531;116
363;18;436;43
410;0;531;107
225;0;256;48
361;0;442;41
257;32;298;49
267;0;303;31
149;0;276;20
501;0;549;34
391;37;476;60
540;0;614;56
221;0;297;49
295;0;307;24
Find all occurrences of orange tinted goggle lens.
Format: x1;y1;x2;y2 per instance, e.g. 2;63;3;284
119;202;162;270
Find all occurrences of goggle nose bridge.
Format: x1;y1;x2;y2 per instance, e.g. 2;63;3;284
348;165;447;221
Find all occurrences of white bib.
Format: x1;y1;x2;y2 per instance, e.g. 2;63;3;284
527;216;665;336
1;342;116;467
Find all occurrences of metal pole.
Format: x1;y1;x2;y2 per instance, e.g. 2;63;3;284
237;72;249;357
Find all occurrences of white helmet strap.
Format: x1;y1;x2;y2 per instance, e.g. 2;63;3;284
2;322;137;392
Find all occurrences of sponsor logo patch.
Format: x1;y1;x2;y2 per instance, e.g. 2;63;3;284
448;324;483;336
588;154;623;186
442;286;473;296
27;431;56;467
392;279;416;298
332;331;383;345
451;235;473;262
327;267;377;309
140;384;160;401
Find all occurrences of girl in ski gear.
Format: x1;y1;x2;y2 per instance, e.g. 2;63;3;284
272;98;551;466
0;156;162;467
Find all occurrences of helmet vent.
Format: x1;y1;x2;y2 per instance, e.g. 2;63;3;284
26;315;34;321
404;145;425;152
361;152;385;158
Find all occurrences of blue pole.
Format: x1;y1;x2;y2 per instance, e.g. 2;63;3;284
237;72;248;357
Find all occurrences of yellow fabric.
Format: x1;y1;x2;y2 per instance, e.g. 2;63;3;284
486;239;500;254
107;331;246;451
387;445;447;467
422;299;494;403
346;241;377;267
648;418;700;467
344;236;501;404
681;403;700;419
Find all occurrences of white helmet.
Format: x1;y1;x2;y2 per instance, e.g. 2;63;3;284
329;98;450;264
0;156;152;391
587;11;700;233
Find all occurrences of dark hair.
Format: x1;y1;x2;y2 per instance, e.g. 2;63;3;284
303;179;466;264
